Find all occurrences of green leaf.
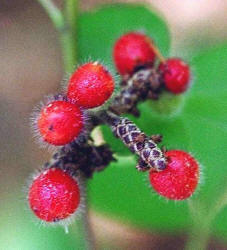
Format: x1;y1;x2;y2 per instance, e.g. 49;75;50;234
88;44;227;234
78;3;170;156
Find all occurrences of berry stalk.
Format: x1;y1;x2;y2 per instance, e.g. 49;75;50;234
148;41;166;63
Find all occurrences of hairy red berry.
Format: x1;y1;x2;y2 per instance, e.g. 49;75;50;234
159;58;190;94
149;150;199;200
67;62;115;109
37;100;83;146
28;168;80;223
113;32;156;75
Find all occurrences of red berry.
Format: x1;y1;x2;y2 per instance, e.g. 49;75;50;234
67;62;115;109
113;32;156;75
149;150;199;200
28;168;80;222
37;100;83;146
159;58;190;94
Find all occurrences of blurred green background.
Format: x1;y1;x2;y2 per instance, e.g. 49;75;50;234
0;1;227;249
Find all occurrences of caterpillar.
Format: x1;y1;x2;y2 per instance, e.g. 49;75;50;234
111;117;166;171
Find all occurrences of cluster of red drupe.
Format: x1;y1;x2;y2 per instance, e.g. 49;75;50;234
113;31;199;200
28;31;199;226
29;62;115;223
36;62;115;146
113;31;191;94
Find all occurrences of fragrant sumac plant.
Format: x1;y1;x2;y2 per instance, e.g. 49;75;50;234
23;1;227;250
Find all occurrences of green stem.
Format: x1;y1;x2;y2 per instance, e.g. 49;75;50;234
185;201;209;250
37;0;78;73
72;197;94;250
210;181;227;221
186;201;213;250
186;179;227;250
62;0;78;73
80;199;95;249
37;0;64;29
185;221;211;250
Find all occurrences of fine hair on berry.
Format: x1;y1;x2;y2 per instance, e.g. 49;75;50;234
113;31;156;75
159;58;190;94
149;150;199;200
32;97;84;146
67;62;115;109
28;168;82;225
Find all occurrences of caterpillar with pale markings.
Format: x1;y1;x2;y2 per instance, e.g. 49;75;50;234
112;117;166;171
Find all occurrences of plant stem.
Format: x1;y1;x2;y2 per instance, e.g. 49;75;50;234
149;42;166;63
186;201;212;250
37;0;64;29
185;221;211;250
63;0;78;73
210;179;227;221
37;0;78;73
186;179;227;250
81;198;96;250
72;191;95;250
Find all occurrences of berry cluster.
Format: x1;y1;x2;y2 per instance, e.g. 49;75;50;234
33;62;115;146
29;62;115;224
113;32;191;97
28;31;200;227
